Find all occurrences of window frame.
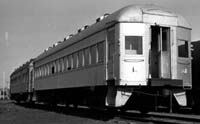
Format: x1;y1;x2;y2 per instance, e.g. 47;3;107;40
97;41;104;63
177;39;189;58
125;35;143;55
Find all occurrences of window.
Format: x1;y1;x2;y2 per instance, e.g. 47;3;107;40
52;62;55;74
47;64;50;75
56;60;60;72
40;67;43;77
178;40;189;58
82;50;85;66
36;69;38;78
64;56;68;71
58;59;62;72
39;67;42;77
84;48;90;66
76;53;79;68
34;70;37;79
78;51;83;67
61;58;64;72
69;55;73;70
125;36;143;55
90;45;97;64
44;65;46;76
73;53;77;69
97;42;104;62
162;28;170;51
45;65;48;76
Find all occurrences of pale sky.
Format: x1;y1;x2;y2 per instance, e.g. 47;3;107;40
0;0;199;83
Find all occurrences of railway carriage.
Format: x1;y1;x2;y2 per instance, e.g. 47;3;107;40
10;59;34;102
10;5;192;112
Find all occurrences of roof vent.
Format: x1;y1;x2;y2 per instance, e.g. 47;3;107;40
96;13;109;23
104;13;110;18
44;48;49;52
96;16;104;22
78;29;82;33
64;34;74;41
78;27;85;33
84;25;89;29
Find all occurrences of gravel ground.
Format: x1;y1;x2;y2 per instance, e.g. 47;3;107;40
0;100;145;124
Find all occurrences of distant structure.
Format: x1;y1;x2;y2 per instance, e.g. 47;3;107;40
0;72;10;100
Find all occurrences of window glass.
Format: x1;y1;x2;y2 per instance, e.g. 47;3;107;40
39;67;42;77
58;59;62;72
44;65;46;76
78;51;83;67
40;67;43;77
162;28;170;51
44;66;46;76
178;40;189;58
57;60;60;72
37;68;39;78
34;70;37;79
68;55;72;70
40;67;42;77
76;53;79;68
82;50;85;66
52;62;55;74
90;45;96;64
47;64;50;75
73;53;77;69
84;48;89;66
64;56;68;71
61;58;64;72
125;36;143;55
97;42;104;62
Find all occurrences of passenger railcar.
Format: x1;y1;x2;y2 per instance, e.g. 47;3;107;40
10;59;34;102
10;5;192;112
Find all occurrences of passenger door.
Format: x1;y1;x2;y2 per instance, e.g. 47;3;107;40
150;26;171;79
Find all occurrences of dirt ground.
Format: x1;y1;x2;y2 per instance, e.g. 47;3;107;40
0;100;143;124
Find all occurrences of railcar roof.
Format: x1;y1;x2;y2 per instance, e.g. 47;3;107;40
35;4;191;63
10;59;33;78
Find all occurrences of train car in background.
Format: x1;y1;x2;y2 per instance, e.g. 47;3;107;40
191;41;200;112
10;59;34;103
10;5;192;113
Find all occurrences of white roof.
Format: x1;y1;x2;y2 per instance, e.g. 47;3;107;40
111;4;191;28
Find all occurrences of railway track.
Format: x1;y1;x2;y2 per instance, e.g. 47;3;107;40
17;102;200;124
117;110;200;124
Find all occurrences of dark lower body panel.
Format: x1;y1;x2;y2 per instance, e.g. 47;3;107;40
34;86;108;108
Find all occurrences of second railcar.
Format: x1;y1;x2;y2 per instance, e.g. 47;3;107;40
10;59;34;102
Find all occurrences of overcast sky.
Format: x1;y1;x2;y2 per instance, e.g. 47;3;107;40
0;0;199;83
